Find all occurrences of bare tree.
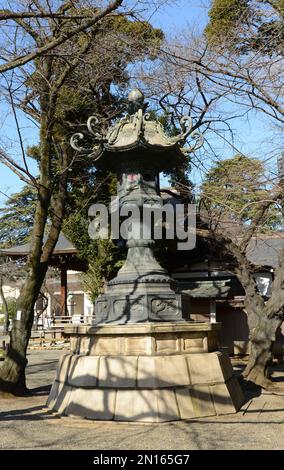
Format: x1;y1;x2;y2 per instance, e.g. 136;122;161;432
0;0;124;73
139;31;284;388
198;190;284;389
0;0;133;394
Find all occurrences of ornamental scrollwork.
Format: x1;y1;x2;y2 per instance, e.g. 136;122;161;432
70;88;204;157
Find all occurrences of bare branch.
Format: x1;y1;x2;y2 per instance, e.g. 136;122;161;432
0;0;123;74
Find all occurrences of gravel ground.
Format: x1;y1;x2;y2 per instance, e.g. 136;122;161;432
0;349;284;450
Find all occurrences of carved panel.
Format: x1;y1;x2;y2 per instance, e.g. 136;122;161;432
151;298;179;318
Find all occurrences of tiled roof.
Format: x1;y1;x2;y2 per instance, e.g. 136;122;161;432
246;235;284;268
0;232;76;256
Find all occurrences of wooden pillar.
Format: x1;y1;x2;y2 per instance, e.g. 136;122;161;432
60;266;67;316
210;299;216;323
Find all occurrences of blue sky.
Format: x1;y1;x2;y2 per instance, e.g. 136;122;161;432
148;0;209;31
0;0;279;206
0;111;39;205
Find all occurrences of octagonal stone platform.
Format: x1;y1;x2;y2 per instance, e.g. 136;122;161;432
47;322;244;422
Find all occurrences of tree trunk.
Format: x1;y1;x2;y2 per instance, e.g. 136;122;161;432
242;315;282;388
0;275;9;333
0;266;47;394
243;345;273;388
0;173;50;393
203;229;284;389
0;147;68;395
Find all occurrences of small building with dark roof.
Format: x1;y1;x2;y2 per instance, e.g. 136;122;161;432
0;232;87;317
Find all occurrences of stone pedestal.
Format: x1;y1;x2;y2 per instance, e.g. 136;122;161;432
47;322;244;422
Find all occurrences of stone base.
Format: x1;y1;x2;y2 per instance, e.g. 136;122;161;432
47;322;244;422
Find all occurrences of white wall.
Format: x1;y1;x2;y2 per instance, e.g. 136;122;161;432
254;272;273;297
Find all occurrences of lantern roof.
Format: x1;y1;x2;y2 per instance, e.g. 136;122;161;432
70;88;204;170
